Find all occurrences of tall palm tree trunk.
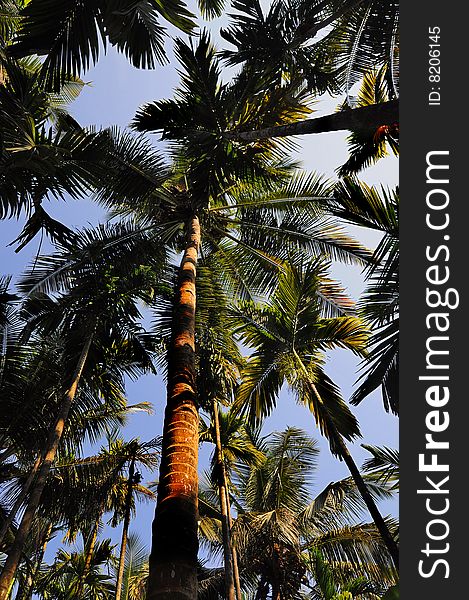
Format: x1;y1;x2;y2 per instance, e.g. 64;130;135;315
0;455;42;548
211;399;236;600
226;496;242;600
309;381;399;569
0;335;93;600
115;458;136;600
77;507;103;600
232;100;398;142
147;216;201;600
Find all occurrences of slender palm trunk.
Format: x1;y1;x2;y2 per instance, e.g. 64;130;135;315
147;216;201;600
77;508;103;600
115;459;136;600
232;100;398;142
16;522;52;600
225;489;242;600
212;399;236;600
332;429;399;567
0;335;93;600
309;381;399;569
0;455;42;548
292;349;399;568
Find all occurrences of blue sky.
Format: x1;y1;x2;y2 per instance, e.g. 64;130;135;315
0;2;398;562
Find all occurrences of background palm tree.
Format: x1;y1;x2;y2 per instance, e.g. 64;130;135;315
6;0;196;90
35;539;117;599
0;224;165;598
112;440;159;600
199;427;397;599
232;259;398;566
220;0;399;142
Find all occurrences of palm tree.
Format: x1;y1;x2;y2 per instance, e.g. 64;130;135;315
195;268;245;600
6;0;196;90
35;539;117;600
220;0;399;142
200;404;264;600
129;33;370;599
113;440;159;600
114;533;150;600
0;324;153;554
0;224;165;599
11;518;54;600
232;259;399;567
36;438;157;599
199;427;397;599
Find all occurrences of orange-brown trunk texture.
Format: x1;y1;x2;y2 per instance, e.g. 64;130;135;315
147;216;201;600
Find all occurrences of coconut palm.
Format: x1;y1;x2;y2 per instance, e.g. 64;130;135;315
195;267;245;600
231;259;399;567
220;0;399;142
0;224;165;599
199;427;397;599
35;539;117;600
6;0;196;90
113;440;159;600
112;533;150;600
200;407;264;600
11;518;55;600
129;32;370;599
0;323;156;552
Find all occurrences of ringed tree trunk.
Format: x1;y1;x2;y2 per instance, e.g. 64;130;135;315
230;100;398;142
211;399;236;600
0;335;94;600
147;216;201;600
115;458;136;600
